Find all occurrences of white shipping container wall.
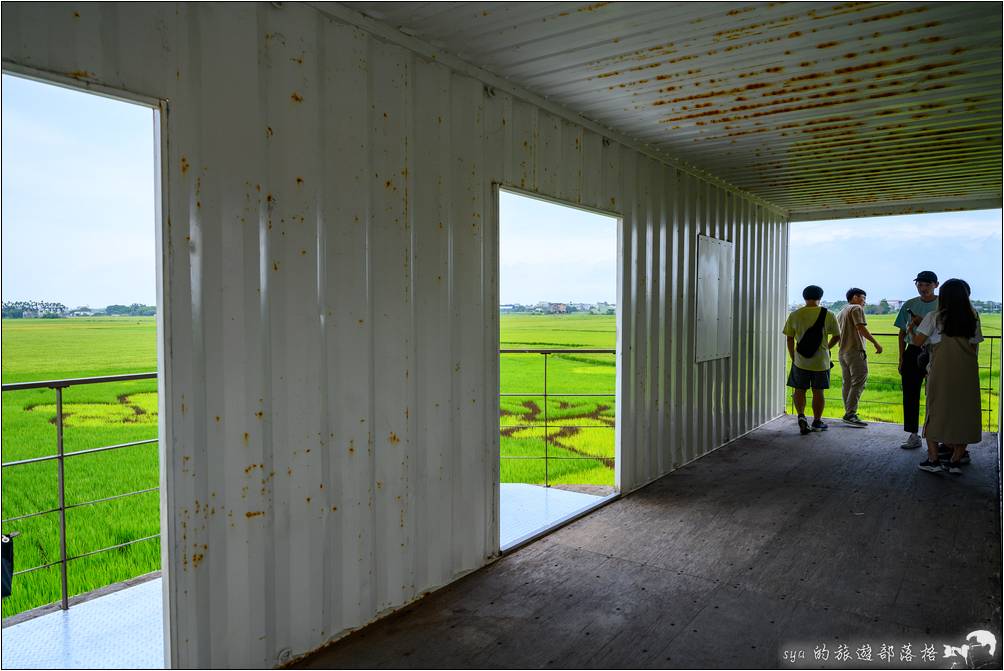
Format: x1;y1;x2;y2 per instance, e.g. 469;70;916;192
1;3;789;667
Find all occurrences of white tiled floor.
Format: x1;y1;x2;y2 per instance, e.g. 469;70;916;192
1;578;164;669
500;483;613;550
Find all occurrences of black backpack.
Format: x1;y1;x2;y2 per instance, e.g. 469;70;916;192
795;307;829;358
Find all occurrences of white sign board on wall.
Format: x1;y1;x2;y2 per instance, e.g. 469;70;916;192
696;235;735;363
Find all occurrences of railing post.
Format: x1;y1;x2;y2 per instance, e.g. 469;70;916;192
988;336;995;432
55;386;69;611
543;352;549;488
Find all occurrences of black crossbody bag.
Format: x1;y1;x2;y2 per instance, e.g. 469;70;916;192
795;307;829;359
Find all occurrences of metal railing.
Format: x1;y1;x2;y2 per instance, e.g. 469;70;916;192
1;372;158;611
500;349;615;487
786;333;1000;431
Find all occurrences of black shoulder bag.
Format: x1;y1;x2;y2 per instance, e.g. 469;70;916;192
795;307;829;359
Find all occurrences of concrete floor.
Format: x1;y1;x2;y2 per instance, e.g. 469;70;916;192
296;418;1002;669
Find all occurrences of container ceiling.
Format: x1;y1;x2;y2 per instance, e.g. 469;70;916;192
339;1;1002;220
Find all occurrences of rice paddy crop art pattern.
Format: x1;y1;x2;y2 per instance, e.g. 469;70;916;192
500;314;618;487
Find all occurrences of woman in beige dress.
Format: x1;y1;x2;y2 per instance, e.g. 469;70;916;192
912;278;983;475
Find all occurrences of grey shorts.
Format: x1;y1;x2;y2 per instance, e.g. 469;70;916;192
787;365;830;390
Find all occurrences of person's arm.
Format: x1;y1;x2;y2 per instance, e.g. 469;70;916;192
913;311;935;347
782;313;795;360
826;313;839;349
893;304;916;371
856;323;883;353
897;328;906;372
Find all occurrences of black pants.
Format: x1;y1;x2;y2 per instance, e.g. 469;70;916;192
901;345;927;434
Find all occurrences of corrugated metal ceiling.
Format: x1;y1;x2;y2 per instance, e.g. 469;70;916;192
341;1;1002;220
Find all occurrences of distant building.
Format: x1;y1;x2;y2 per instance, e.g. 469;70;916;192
973;300;1003;313
502;301;617;315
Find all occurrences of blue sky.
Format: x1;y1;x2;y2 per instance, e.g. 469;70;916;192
788;210;1003;304
1;74;156;308
500;190;618;305
502;193;1002;306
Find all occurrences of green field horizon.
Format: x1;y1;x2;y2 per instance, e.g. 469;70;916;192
2;311;999;616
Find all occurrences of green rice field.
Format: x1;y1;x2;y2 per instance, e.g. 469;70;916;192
1;318;159;618
2;311;999;616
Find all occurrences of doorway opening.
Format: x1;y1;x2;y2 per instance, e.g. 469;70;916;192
786;211;1002;433
1;71;166;668
498;188;620;551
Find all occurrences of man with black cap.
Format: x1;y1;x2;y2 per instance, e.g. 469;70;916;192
893;270;939;449
783;285;841;435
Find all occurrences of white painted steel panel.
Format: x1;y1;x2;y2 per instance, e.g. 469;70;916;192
696;235;734;363
697;233;719;363
1;3;789;667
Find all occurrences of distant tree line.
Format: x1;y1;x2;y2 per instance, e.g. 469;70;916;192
2;301;156;318
1;300;67;318
825;299;894;315
500;301;616;315
104;304;157;316
825;299;1002;314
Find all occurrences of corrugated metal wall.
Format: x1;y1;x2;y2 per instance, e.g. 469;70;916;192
1;3;788;667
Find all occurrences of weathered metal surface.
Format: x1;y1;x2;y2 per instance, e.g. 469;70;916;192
1;2;787;667
345;1;1003;220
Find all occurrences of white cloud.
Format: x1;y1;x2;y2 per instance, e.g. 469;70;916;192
788;211;1003;302
790;213;1002;246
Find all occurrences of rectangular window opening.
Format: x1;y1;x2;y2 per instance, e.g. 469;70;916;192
1;70;166;669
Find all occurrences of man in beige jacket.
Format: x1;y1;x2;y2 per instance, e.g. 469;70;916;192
836;288;884;426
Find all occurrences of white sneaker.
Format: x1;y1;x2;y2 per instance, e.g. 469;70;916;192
918;460;945;473
900;434;922;450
